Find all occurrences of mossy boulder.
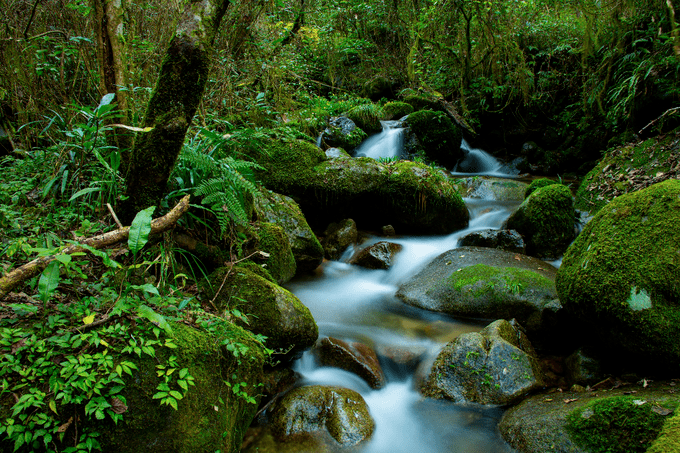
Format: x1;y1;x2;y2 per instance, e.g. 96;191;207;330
396;247;560;335
648;410;680;453
254;190;324;274
555;179;680;370
320;116;368;151
244;386;374;452
202;265;318;361
505;183;576;259
524;178;559;198
421;319;544;405
382;101;413;120
297;159;469;234
251;222;296;284
575;128;680;215
499;384;679;453
100;322;266;453
403;110;464;169
346;104;383;133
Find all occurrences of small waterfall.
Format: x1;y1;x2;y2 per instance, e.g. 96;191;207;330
354;121;405;160
453;139;510;176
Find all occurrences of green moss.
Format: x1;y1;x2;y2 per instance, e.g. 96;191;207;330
101;322;265;453
254;222;296;284
525;178;559;198
254;138;327;194
382;101;413;120
647;411;680;453
405;110;463;168
556;179;680;366
402;94;441;112
506;183;575;258
566;396;676;453
346;104;383;133
447;264;553;298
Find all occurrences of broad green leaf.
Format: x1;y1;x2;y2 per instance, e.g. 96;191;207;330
82;314;95;324
137;304;172;335
169;390;183;400
38;261;61;303
128;206;155;255
131;283;160;297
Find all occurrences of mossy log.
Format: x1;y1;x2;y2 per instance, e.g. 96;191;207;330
120;0;231;223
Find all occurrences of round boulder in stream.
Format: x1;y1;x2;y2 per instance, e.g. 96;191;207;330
349;241;403;270
402;110;464;169
246;385;374;452
312;336;386;389
396;246;560;335
421;319;545;405
505;183;576;259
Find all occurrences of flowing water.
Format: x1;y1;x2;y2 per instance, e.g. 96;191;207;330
353;121;405;160
284;137;519;452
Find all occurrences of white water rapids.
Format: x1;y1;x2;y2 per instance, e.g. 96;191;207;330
282;132;521;452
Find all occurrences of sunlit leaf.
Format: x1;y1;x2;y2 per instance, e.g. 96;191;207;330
128;206;155;255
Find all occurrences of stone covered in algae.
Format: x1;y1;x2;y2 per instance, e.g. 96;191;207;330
403;110;464;169
396;247;558;334
381;101;413;120
556;179;680;370
499;382;679;453
422;319;544;406
505;183;576;259
251;221;296;284
203;265;318;361
254;189;324;274
99;322;266;453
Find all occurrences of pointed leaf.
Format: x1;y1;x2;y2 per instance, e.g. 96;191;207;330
38;261;61;303
128;206;156;255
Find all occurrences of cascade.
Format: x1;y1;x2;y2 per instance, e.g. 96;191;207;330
252;133;524;452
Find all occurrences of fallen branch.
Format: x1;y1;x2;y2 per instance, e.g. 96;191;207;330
0;195;191;301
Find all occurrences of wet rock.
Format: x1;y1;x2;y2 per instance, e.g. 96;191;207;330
251;222;296;284
458;229;526;254
269;386;374;447
349;241;402;270
505;183;576;259
421;319;544;405
453;176;528;201
321;219;358;260
320;116;368;151
381;224;396;237
396;247;560;336
376;344;428;368
201;265;318;362
499;382;679;453
556;179;680;371
313;337;386;389
254;190;324;274
402;110;464;169
324;147;351;159
565;348;604;387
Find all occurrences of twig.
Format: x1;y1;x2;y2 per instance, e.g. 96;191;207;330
107;203;123;229
639;107;680;135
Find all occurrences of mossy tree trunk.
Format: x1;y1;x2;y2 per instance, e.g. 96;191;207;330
119;0;231;223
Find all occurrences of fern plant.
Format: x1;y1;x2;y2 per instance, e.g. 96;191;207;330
171;131;264;237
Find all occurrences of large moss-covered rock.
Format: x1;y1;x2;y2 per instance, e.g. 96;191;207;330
382;101;413;120
499;383;679;453
101;322;266;453
203;266;318;361
244;386;374;452
254;190;324;274
556;179;680;370
403;110;464;169
396;247;559;335
505;183;576;259
346;104;383;133
575;128;680;215
421;319;544;405
252;222;296;284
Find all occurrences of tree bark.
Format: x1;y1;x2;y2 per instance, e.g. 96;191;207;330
119;0;231;223
93;0;131;150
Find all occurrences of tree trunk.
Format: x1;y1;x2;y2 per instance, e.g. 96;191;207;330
119;0;231;223
93;0;131;151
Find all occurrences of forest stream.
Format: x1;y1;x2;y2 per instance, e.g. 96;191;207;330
281;123;526;452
